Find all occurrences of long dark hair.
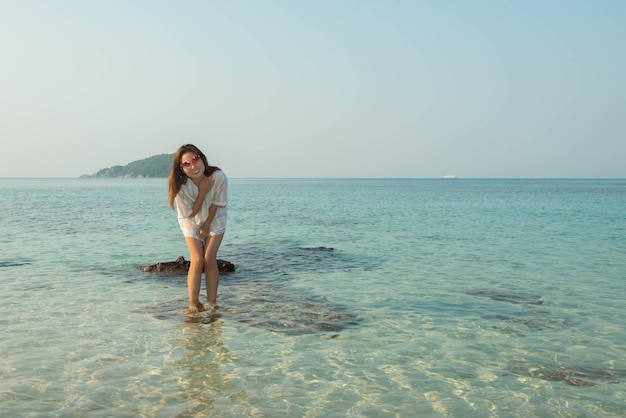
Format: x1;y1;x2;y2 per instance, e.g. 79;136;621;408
168;144;220;209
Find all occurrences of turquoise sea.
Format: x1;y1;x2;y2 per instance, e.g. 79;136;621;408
1;178;625;417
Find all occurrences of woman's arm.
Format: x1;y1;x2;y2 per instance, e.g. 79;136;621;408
189;175;214;218
197;172;227;239
198;204;218;239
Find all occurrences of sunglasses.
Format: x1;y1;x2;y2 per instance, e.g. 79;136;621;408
180;155;201;168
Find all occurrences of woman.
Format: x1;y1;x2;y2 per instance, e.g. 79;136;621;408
168;144;228;313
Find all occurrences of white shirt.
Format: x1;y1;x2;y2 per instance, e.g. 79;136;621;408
175;170;228;238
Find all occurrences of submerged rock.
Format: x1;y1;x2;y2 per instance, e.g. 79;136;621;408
485;313;568;331
218;280;361;335
138;245;363;334
464;288;543;305
0;260;33;267
506;361;626;387
140;256;236;274
141;280;361;335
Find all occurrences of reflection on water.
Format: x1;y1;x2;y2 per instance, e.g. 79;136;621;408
172;321;239;417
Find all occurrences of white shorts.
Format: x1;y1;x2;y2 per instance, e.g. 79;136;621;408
178;207;227;241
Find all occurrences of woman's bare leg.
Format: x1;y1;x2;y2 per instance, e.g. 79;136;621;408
204;233;224;309
184;236;205;312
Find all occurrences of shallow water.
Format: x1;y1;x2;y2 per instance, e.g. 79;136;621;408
1;178;625;417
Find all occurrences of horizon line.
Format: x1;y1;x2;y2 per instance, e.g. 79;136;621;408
1;176;625;180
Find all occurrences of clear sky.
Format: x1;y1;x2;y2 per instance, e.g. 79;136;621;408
1;0;625;178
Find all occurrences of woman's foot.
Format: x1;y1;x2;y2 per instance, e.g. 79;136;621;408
203;301;220;311
185;301;206;313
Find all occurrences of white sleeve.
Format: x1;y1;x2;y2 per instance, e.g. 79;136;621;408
212;171;228;206
175;189;193;219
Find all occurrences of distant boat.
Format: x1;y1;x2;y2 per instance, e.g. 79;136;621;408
443;174;458;179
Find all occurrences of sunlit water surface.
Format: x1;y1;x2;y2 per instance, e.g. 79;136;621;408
1;178;625;417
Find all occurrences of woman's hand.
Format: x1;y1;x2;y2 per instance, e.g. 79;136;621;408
198;175;215;195
197;227;209;240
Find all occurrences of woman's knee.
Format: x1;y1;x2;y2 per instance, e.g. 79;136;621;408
204;258;217;271
189;257;204;271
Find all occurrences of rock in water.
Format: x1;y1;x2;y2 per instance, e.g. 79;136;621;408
140;256;235;274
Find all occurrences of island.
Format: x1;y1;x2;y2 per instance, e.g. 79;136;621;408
80;153;174;178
